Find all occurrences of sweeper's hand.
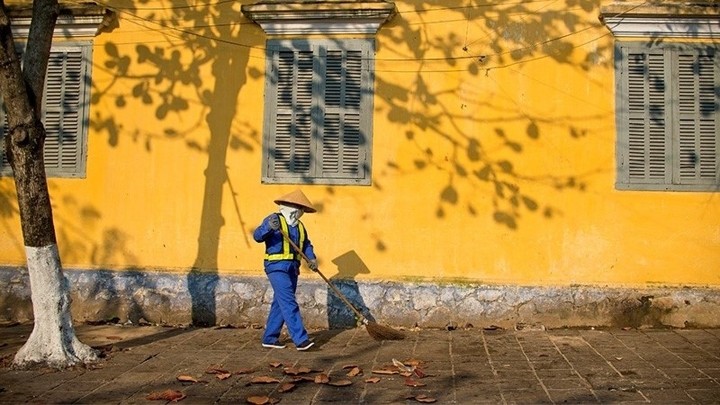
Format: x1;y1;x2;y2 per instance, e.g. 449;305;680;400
268;214;280;230
308;260;319;272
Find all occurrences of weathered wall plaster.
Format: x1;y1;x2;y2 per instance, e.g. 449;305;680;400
2;268;719;330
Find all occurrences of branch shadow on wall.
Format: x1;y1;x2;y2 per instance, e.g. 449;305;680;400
89;2;259;327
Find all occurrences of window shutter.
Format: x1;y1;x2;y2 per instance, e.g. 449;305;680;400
624;50;670;184
270;49;313;178
321;48;364;179
44;49;83;173
675;51;718;184
1;44;89;177
263;39;373;185
617;43;719;191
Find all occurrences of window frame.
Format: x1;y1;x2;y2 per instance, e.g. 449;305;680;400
261;38;375;186
615;41;720;191
1;41;92;178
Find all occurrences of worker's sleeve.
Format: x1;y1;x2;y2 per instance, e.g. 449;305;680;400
253;214;275;243
302;229;317;261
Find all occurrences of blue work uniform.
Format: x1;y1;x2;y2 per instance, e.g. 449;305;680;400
253;213;316;346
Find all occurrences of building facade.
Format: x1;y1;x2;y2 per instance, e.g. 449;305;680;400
0;0;718;329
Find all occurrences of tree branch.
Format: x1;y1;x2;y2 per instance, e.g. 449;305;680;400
23;0;58;113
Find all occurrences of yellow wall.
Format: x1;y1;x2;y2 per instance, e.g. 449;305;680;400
1;0;718;288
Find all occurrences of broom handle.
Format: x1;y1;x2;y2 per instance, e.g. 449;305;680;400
278;228;368;324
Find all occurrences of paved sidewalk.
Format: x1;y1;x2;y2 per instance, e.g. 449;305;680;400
0;323;719;404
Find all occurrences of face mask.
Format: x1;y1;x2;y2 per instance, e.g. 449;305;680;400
279;205;303;226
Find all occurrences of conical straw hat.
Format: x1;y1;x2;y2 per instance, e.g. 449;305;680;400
274;189;317;213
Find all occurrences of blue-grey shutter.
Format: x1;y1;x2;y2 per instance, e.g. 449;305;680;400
44;49;84;174
270;48;313;178
1;44;89;177
320;47;365;179
623;49;670;185
263;39;373;185
617;43;719;190
675;51;718;185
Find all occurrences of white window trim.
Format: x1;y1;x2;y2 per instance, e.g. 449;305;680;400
10;14;108;38
1;43;93;178
600;3;720;39
241;1;396;35
7;4;112;39
261;39;375;185
614;42;719;191
1;5;109;178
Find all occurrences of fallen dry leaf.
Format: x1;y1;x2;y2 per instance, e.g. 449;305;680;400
404;377;426;387
346;366;362;377
251;376;281;384
414;368;427;378
269;361;282;368
342;364;358;369
403;358;426;368
328;379;353;387
177;375;198;383
206;366;230;375
314;373;330;384
414;394;437;403
365;377;381;384
146;389;186;402
278;382;296;393
392;358;414;373
283;366;312;375
246;395;279;404
371;367;398;375
216;372;231;380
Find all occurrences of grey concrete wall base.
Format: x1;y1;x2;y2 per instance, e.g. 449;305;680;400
1;267;719;329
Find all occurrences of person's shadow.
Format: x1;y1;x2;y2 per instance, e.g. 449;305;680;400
326;250;376;329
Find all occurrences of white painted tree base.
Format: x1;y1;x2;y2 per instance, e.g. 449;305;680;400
13;245;97;369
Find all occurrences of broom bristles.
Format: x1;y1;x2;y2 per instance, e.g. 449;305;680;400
366;321;405;341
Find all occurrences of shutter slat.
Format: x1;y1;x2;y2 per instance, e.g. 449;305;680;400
677;51;718;182
265;39;372;184
625;51;668;182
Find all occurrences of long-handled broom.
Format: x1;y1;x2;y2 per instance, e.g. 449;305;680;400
279;230;404;341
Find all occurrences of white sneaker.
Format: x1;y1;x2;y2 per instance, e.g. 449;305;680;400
262;341;286;349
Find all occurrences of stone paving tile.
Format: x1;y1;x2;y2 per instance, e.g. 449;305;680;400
453;386;503;404
686;388;720;403
534;369;579;379
3;326;720;403
34;390;89;404
593;388;647;403
546;388;599;403
639;388;695;403
501;389;553;404
539;377;589;390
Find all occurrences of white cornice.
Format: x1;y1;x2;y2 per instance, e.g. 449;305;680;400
242;1;396;35
11;14;108;38
600;3;720;38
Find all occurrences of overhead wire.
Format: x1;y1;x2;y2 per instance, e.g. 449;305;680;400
93;0;266;55
77;0;644;72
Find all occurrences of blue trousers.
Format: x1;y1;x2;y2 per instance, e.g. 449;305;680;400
262;268;310;345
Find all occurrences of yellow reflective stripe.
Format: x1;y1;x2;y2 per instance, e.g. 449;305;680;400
298;222;306;255
265;217;306;261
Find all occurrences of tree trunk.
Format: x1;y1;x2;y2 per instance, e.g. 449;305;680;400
14;246;97;368
0;0;96;369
